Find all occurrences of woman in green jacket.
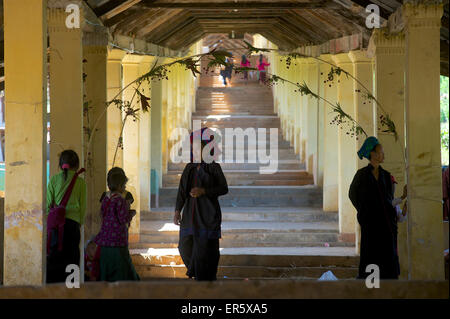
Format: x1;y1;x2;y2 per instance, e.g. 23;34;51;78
46;150;86;283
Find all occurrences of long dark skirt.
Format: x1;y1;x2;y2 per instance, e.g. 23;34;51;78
46;218;80;283
99;246;140;282
259;71;267;83
357;225;399;280
179;235;220;281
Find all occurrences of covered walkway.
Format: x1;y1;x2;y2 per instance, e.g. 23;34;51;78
0;0;448;296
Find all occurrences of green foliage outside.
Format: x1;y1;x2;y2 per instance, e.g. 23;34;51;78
441;75;449;165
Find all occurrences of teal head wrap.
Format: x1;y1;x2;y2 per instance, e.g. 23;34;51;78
357;136;380;160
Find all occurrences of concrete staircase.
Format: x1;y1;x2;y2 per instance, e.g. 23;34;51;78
131;71;356;280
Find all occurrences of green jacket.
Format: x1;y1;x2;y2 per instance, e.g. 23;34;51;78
46;170;87;225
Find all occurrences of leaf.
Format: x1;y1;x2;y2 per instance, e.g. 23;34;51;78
135;89;151;112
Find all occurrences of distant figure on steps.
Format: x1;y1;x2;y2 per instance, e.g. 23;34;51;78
257;54;270;84
349;136;400;280
240;54;251;82
220;54;234;86
173;127;228;281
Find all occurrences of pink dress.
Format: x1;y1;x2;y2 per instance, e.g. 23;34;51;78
94;193;133;247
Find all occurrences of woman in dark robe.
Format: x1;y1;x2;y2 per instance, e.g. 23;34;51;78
173;127;228;281
349;136;400;279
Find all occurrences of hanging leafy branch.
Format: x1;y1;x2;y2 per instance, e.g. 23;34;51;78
84;42;398;170
85;49;233;168
245;43;399;141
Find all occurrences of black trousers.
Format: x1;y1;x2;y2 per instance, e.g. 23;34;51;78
46;218;81;283
179;235;220;281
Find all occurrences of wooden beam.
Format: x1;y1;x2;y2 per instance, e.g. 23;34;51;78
95;0;143;20
103;5;143;27
141;0;339;10
140;9;187;39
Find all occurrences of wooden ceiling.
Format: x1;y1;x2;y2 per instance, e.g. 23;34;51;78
0;0;448;79
84;0;448;74
87;0;372;50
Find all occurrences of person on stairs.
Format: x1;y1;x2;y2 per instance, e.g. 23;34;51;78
257;54;270;84
349;136;400;280
94;168;140;282
174;127;228;281
46;150;86;283
240;54;251;82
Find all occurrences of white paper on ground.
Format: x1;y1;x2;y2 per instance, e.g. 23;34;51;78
318;270;338;281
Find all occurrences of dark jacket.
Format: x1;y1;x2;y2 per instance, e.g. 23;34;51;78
176;162;228;239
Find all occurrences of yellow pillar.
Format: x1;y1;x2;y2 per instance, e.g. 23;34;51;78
138;56;154;212
403;2;444;279
83;35;108;240
349;49;376;254
369;29;408;277
293;60;301;155
161;65;169;175
3;0;47;285
306;58;319;179
332;53;357;243
107;49;126;169
151;60;165;205
122;54;144;243
320;54;339;212
300;59;309;164
287;64;294;146
48;7;84;176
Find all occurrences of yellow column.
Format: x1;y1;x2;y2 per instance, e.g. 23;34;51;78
293;60;301;155
306;58;319;179
179;66;187;129
138;56;154;212
166;61;177;171
320;54;339;212
107;49;126;169
349;50;376;254
287;64;294;145
300;59;309;164
3;0;47;285
48;7;84;176
151;60;165;205
161;64;169;175
83;36;108;240
369;29;408;277
332;53;357;243
403;2;444;279
122;54;144;243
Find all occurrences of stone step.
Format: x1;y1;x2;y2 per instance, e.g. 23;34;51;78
197;119;281;129
162;170;314;187
141;207;338;223
167;161;305;171
176;149;299;159
130;248;358;267
164;179;312;187
137;221;340;247
140;232;339;245
129;241;355;249
158;186;323;207
164;170;310;179
133;264;358;279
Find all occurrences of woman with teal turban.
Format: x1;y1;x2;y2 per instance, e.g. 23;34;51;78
349;136;400;279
